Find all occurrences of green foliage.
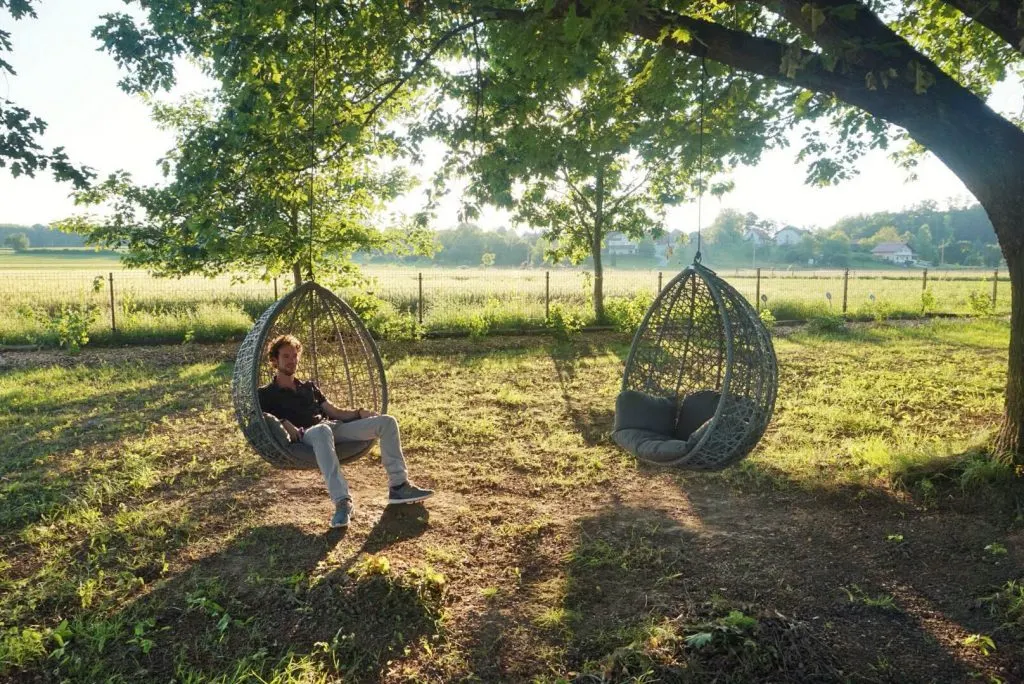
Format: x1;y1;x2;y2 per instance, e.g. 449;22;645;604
758;307;776;331
44;303;99;353
961;633;996;656
981;581;1024;633
545;303;584;341
842;585;898;611
3;232;29;251
347;292;423;342
603;293;653;334
968;290;995;316
0;626;47;673
806;313;846;335
920;288;936;314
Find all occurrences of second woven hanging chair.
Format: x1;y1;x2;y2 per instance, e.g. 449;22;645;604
613;261;777;470
231;281;388;469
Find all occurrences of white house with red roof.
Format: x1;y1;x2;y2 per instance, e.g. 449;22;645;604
871;241;915;264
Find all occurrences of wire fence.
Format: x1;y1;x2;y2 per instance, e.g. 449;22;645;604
0;266;1010;346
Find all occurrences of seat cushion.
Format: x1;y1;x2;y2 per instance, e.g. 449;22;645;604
675;390;721;440
614;390;676;434
263;414;374;466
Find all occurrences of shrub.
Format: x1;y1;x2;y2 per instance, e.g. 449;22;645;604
546;304;584;341
806;313;846;334
758;307;776;331
348;292;424;341
968;290;995;316
45;304;99;353
604;293;653;334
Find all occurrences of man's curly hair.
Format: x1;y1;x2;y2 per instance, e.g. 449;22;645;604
267;334;302;362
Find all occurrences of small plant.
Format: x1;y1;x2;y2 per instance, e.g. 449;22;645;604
466;313;490;339
842;585;898;611
807;313;846;334
921;288;937;314
961;633;996;656
349;554;391;579
984;543;1008;557
604;293;652;334
45;303;99;353
968;290;995;316
758;307;776;331
981;580;1024;631
546;304;583;341
684;610;759;650
885;533;904;543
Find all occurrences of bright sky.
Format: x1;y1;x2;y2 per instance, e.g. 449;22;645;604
1;0;1021;231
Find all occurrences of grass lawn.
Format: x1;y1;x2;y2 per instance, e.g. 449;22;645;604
1;319;1022;682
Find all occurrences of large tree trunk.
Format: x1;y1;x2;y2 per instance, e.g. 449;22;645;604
994;238;1024;463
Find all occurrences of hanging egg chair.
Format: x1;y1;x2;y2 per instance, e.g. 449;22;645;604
613;261;777;470
232;281;388;469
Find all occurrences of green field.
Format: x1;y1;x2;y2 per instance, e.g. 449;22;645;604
0;249;124;270
0;320;1020;681
0;260;1010;347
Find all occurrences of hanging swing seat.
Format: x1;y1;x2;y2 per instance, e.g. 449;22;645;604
232;281;388;469
615;262;777;470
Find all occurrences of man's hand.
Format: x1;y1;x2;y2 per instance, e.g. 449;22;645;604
281;419;301;443
357;408;379;419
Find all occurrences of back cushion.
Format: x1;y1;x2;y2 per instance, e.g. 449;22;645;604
675;390;721;440
614;390;676;435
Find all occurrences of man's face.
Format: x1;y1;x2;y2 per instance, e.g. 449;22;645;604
274;344;300;376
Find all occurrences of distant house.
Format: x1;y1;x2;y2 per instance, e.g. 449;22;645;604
871;242;915;264
744;227;772;245
774;226;808;246
605;232;637;256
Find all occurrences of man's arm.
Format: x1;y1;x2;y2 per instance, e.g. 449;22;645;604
321;400;377;422
263;412;301;442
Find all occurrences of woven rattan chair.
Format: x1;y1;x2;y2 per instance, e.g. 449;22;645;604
232;282;388;469
615;262;777;470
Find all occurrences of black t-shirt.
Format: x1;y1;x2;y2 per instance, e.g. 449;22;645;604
258;378;328;429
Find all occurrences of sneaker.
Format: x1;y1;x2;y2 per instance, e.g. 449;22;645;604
330;498;353;528
388;481;434;505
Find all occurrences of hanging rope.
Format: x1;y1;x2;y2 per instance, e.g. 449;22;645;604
695;55;707;265
308;0;318;282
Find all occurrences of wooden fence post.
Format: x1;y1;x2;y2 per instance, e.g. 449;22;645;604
755;268;761;312
418;272;424;324
108;272;116;335
545;271;550;321
993;269;999;307
842;268;849;314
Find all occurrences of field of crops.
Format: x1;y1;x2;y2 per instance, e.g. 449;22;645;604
0;257;1010;346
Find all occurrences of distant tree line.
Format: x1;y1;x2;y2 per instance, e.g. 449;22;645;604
671;202;1003;269
0;224;86;249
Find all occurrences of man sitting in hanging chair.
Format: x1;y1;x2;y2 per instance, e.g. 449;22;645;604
259;334;433;528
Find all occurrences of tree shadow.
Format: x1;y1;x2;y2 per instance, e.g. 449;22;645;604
0;361;237;536
549;342;618;447
647;467;1024;682
61;510;438;683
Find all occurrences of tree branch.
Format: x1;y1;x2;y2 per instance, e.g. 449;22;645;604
943;0;1024;52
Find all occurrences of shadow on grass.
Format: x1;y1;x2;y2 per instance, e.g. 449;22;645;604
42;509;439;683
549;341;621;447
0;361;237;536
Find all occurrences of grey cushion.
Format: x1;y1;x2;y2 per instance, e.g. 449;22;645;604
613;425;709;464
263;414;374;466
675;390;720;440
614;390;676;434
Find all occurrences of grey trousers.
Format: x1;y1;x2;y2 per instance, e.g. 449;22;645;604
301;415;408;503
